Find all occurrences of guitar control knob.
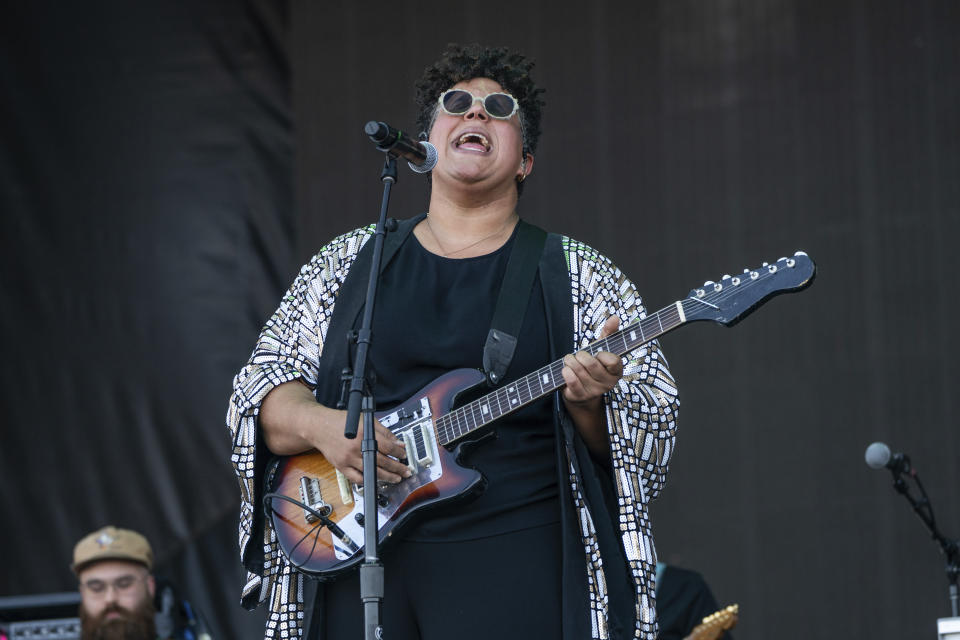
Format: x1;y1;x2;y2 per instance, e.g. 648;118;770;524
377;493;389;508
355;513;364;526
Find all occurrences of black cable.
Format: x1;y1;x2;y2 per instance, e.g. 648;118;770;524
263;492;360;571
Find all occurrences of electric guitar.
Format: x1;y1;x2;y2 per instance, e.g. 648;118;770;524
686;604;739;640
265;252;816;578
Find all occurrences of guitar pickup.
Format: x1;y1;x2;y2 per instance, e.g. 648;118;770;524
335;470;354;505
402;422;435;474
299;476;332;524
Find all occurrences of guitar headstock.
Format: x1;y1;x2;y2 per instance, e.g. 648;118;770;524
682;251;815;326
686;603;739;640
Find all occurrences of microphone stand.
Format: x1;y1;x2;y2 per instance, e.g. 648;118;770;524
885;466;960;618
341;153;399;640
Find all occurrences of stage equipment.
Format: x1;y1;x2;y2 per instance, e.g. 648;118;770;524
940;617;960;640
866;441;960;634
0;591;81;640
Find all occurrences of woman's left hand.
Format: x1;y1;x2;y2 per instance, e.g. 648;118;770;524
561;315;623;405
561;316;624;459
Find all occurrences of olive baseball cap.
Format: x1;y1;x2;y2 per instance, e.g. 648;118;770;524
72;526;153;574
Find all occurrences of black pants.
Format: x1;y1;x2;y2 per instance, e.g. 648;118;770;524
320;522;563;640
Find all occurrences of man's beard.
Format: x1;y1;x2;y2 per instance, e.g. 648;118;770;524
79;597;156;640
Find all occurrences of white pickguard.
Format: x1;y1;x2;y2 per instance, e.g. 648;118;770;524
332;399;444;559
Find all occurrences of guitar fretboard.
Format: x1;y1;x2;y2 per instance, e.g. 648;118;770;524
434;299;689;446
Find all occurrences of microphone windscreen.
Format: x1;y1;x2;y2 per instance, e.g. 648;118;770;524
409;142;438;173
865;441;891;469
364;120;387;141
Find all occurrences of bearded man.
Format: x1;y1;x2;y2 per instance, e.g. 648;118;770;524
73;525;157;640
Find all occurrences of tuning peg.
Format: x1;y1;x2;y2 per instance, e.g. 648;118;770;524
762;262;769;267
722;274;731;280
703;280;714;286
795;250;808;256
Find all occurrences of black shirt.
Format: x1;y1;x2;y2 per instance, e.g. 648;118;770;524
362;227;560;541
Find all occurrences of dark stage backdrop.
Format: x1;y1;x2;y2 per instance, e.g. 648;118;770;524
2;2;958;640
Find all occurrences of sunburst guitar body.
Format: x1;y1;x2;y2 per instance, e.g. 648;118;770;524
265;368;488;578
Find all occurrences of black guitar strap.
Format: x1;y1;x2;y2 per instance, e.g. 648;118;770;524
481;219;548;385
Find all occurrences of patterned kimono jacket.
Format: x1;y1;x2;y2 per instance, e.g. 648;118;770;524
227;216;679;639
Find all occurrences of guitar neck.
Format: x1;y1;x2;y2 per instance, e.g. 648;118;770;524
434;299;689;446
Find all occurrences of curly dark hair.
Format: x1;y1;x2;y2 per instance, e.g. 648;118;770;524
415;43;546;164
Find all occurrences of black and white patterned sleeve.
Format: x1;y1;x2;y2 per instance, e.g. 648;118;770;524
563;238;680;501
563;237;680;639
225;226;372;613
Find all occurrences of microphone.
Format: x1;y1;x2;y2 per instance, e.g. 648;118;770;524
364;121;438;173
865;441;912;474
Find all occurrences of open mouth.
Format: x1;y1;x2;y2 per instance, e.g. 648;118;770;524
455;132;491;153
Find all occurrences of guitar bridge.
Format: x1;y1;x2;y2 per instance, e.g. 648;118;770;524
299;476;332;524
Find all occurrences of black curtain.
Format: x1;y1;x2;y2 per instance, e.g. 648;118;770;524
3;2;959;640
1;2;288;637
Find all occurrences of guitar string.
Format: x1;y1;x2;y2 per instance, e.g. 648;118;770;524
434;305;686;444
417;261;798;444
435;305;682;441
410;267;787;455
433;261;793;443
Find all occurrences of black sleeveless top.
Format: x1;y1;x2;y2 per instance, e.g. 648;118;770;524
360;226;560;541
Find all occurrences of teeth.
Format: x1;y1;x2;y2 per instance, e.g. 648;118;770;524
457;132;490;150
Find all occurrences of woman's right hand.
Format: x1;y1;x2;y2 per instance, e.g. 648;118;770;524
260;380;412;485
317;411;412;485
